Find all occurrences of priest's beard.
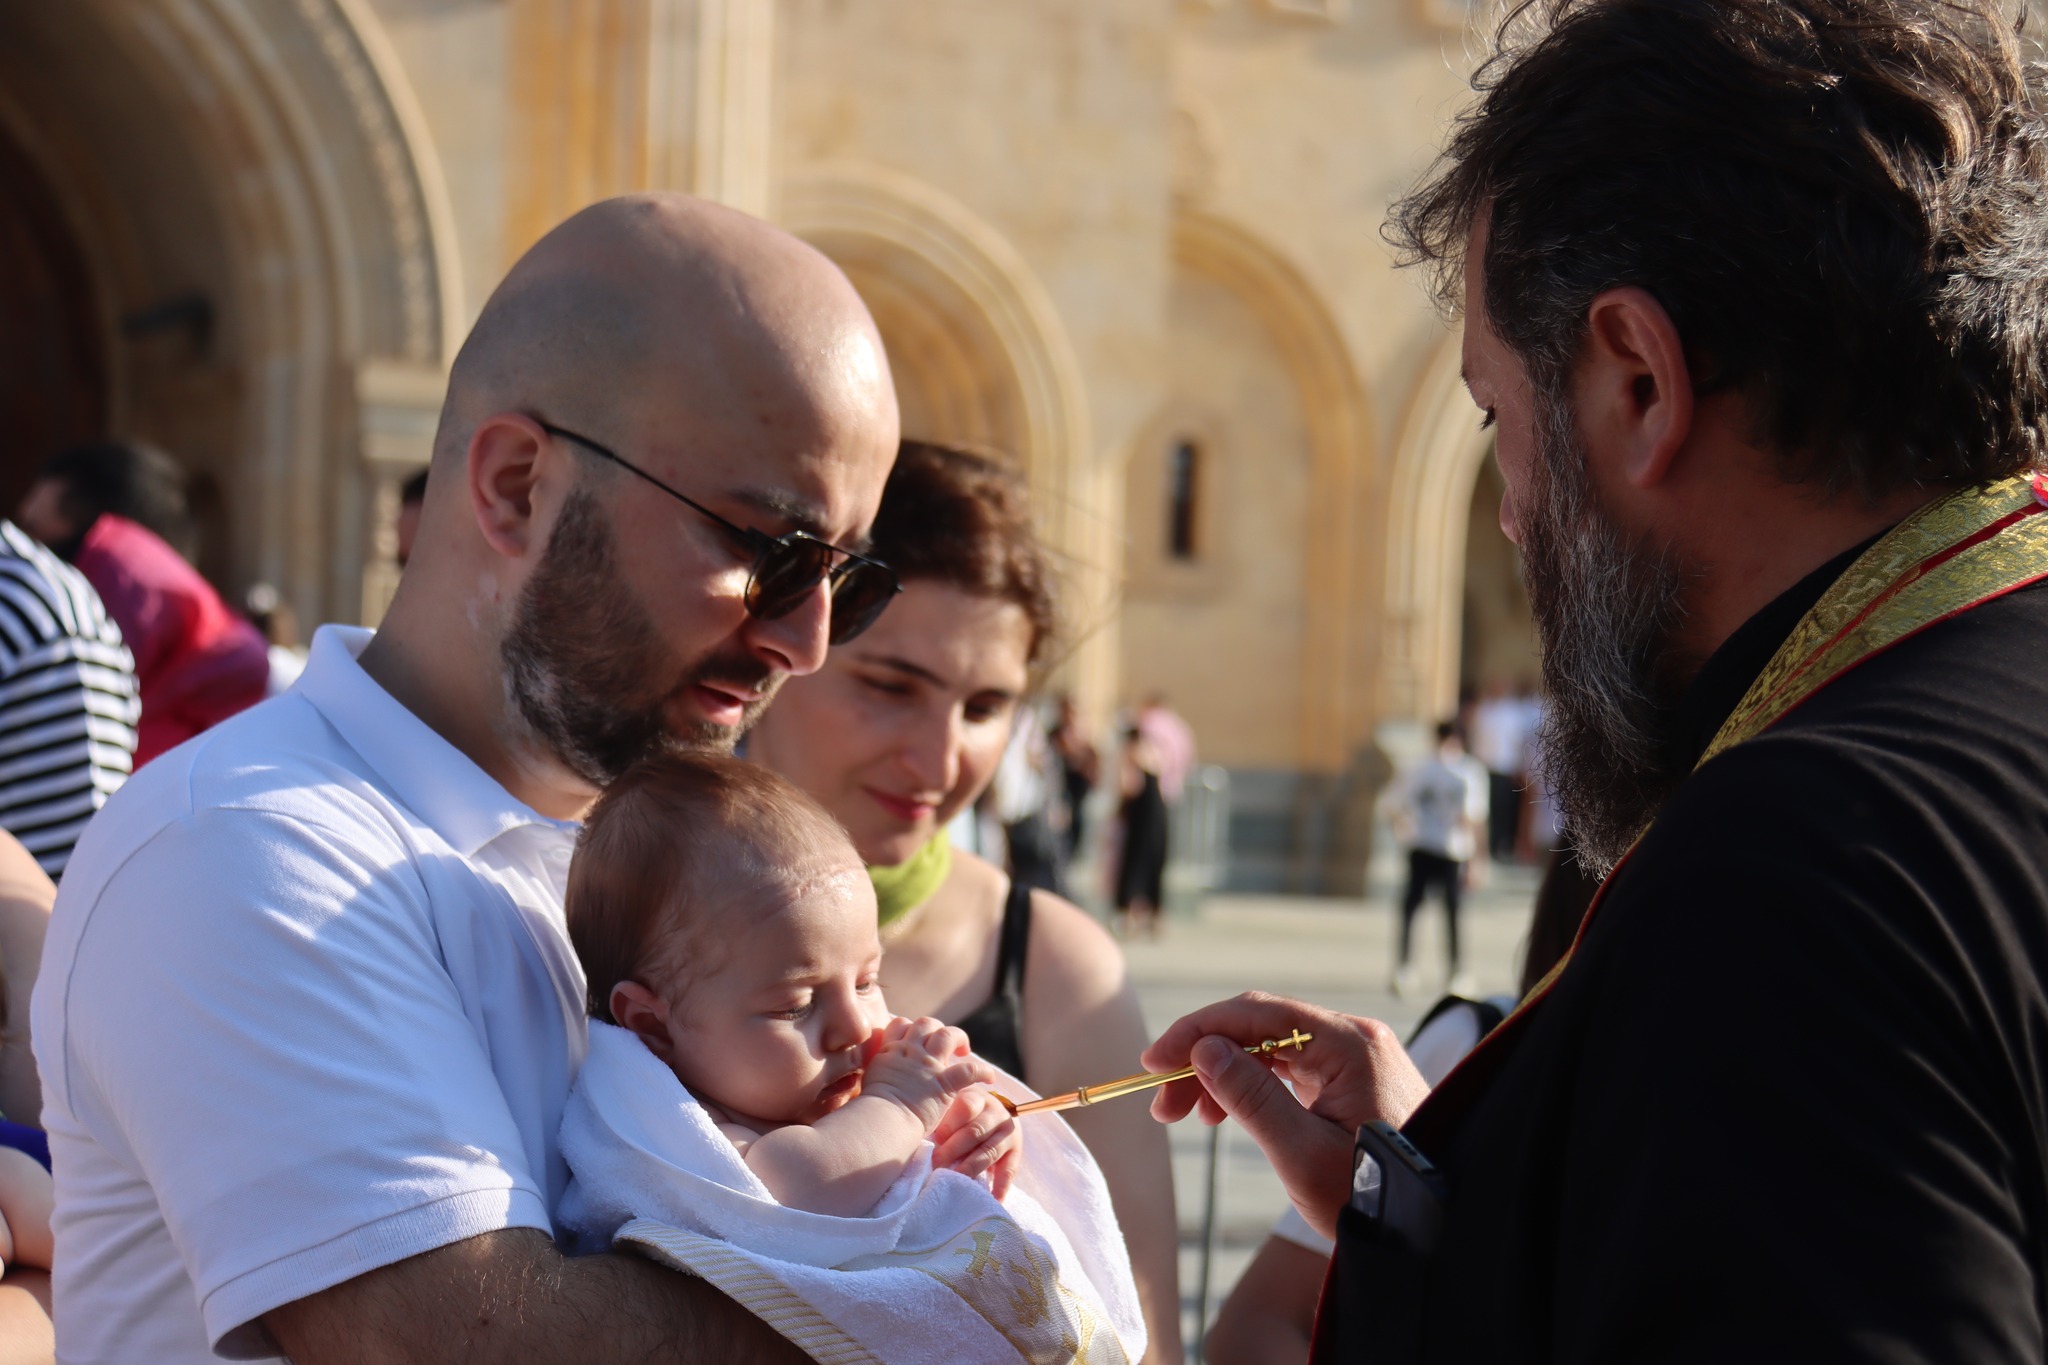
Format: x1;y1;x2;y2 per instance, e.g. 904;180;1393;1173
500;487;774;787
1519;384;1692;877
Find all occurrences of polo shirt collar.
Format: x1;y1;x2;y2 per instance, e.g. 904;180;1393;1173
296;625;576;855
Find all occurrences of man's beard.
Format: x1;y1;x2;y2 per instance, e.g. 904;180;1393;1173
1518;384;1691;877
500;487;778;787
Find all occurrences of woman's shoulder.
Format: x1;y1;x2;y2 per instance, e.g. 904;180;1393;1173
944;847;1010;899
1023;888;1128;997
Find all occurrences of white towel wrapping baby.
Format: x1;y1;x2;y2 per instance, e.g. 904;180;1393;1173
559;1021;1148;1365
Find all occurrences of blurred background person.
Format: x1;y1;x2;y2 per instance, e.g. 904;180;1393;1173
748;440;1184;1363
1135;692;1195;806
16;442;267;766
988;702;1065;897
13;440;192;561
1384;718;1488;998
1049;693;1100;871
395;468;428;570
1114;722;1170;939
1468;677;1529;862
0;516;136;879
241;582;307;697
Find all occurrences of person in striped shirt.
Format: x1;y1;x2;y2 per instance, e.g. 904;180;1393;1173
0;521;137;877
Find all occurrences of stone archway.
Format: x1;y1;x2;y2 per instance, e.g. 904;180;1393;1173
1169;211;1378;776
778;160;1112;704
1381;329;1499;729
0;0;462;625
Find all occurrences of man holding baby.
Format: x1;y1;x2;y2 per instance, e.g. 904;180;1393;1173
32;196;908;1363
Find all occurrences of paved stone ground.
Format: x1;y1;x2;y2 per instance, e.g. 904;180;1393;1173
1107;861;1545;1358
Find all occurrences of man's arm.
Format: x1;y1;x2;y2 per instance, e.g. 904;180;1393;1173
265;1228;809;1365
0;834;53;1126
0;1268;52;1365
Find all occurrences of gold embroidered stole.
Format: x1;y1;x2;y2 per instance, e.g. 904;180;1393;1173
1408;472;2048;1146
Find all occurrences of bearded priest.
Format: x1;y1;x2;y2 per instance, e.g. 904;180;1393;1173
1143;2;2048;1359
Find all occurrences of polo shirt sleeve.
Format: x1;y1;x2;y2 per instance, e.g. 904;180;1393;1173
55;802;553;1352
1551;742;2039;1362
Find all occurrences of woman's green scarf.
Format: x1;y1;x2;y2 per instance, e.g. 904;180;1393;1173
868;833;953;929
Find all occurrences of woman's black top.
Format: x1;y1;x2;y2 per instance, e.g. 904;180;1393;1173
954;877;1032;1083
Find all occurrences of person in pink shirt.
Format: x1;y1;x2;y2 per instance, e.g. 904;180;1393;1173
1135;693;1196;803
18;444;268;766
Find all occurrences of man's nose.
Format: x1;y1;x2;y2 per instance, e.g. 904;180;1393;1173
742;580;833;677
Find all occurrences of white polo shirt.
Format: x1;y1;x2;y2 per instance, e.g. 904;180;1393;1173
32;625;588;1363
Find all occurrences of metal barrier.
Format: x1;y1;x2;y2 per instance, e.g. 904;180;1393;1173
1172;766;1232;1354
1167;765;1231;908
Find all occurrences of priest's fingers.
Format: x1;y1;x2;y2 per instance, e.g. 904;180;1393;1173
1143;993;1428;1135
1179;1034;1356;1241
1144;992;1339;1125
1141;991;1340;1072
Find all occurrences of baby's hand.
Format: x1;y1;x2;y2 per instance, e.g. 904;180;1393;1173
932;1088;1024;1201
861;1016;992;1132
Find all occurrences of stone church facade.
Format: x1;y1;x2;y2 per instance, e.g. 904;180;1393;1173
0;0;1535;891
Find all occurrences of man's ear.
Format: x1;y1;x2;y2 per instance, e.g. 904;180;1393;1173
1578;287;1694;490
609;980;674;1061
466;413;556;560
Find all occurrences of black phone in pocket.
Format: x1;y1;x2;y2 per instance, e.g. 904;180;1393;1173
1350;1120;1448;1255
1311;1123;1448;1364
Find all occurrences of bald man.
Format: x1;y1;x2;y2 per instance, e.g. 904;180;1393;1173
31;195;901;1365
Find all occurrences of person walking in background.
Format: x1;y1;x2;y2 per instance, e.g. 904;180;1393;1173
1049;693;1099;868
1115;723;1170;939
1467;678;1527;861
1385;719;1487;998
0;520;136;880
16;442;267;766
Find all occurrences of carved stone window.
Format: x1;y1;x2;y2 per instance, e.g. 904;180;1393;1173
1167;438;1201;560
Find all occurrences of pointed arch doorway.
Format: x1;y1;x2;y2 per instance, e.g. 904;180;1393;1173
0;0;462;622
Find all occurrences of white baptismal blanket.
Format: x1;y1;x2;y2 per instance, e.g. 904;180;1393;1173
558;1021;1147;1365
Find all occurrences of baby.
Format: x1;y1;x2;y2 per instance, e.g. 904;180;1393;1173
565;752;1021;1218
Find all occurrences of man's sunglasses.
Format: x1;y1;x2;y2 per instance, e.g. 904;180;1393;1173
537;420;901;645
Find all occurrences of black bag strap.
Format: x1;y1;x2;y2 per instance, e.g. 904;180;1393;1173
990;877;1034;998
1408;993;1508;1048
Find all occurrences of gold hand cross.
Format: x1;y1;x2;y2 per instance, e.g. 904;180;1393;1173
993;1030;1312;1117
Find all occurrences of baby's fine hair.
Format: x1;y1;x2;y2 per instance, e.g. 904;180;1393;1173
566;752;850;1024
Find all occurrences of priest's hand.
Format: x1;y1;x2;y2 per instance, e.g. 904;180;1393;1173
1143;992;1430;1241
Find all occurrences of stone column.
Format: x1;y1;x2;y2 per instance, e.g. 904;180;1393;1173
354;359;444;626
685;0;775;215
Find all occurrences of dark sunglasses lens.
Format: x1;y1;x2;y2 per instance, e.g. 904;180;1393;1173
746;541;837;620
827;562;900;644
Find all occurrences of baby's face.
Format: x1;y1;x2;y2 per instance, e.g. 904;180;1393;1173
656;853;891;1129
